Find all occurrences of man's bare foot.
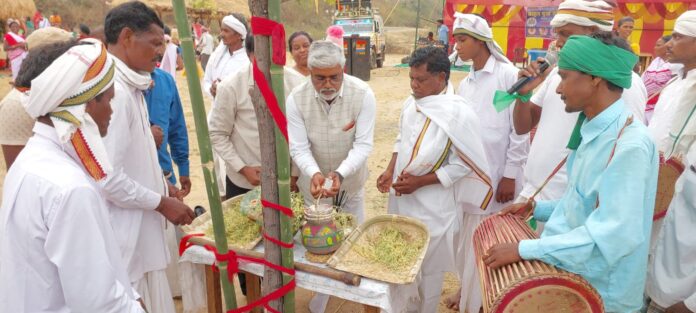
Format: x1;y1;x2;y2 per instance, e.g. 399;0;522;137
444;287;462;311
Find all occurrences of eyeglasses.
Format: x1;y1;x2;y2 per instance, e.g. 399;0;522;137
311;73;343;85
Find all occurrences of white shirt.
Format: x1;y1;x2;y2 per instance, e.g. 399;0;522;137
287;82;376;179
0;123;144;313
457;56;529;213
648;69;695;153
198;32;215;55
520;67;648;200
203;46;249;99
647;148;696;311
105;59;169;283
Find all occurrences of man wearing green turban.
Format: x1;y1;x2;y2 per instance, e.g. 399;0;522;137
484;32;659;313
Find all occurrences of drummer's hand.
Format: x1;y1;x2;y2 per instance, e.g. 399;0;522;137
499;201;534;218
484;243;521;269
495;177;515;203
665;302;693;313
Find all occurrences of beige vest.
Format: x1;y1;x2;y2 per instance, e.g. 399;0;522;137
293;74;370;199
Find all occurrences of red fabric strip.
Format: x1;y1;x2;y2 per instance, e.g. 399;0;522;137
263;232;294;249
261;199;294;217
252;60;288;141
179;233;204;256
250;16;286;66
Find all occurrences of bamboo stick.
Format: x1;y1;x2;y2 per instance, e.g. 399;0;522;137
171;0;237;309
248;0;295;311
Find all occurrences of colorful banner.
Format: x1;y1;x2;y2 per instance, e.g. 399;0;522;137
525;7;556;39
444;1;695;57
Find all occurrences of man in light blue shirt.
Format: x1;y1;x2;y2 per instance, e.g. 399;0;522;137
485;33;658;313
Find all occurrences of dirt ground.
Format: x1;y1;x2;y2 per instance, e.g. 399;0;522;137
0;53;469;312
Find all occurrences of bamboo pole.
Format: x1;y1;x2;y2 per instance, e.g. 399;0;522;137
171;0;238;310
413;0;421;53
248;0;295;311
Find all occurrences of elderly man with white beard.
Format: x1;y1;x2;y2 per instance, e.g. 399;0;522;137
287;40;376;313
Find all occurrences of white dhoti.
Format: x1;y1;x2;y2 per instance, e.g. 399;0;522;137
454;212;485;313
165;224;182;297
308;188;365;313
135;270;176;313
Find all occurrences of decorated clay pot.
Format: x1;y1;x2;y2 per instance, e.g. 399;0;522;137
301;204;343;255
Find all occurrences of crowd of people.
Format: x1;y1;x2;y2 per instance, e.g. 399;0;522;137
0;0;695;312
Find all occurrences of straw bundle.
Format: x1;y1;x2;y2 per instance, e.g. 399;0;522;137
0;0;36;23
182;195;262;250
473;214;604;313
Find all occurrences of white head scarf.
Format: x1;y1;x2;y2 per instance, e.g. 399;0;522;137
675;10;696;38
452;12;511;64
23;38;115;181
222;15;247;38
550;0;615;32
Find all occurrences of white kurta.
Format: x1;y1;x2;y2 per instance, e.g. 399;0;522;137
647;148;696;311
202;45;249;99
284;66;308;99
387;90;478;313
457;55;529;213
105;59;170;281
648;69;694;153
520;67;648;201
0;123;144;313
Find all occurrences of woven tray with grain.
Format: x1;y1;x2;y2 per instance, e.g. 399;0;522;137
326;214;430;284
181;195;262;250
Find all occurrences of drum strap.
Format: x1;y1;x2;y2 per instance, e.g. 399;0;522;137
529;116;634;207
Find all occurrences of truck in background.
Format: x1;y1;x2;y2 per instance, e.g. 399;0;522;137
332;0;386;68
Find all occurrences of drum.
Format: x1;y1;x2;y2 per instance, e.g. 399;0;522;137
654;157;685;221
473;214;604;313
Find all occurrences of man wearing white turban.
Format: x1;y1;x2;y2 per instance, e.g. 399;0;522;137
510;0;647;206
202;13;249;99
646;10;696;313
0;38;145;313
202;13;251;197
445;12;529;313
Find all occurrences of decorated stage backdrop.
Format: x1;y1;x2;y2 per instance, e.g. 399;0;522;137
444;0;696;59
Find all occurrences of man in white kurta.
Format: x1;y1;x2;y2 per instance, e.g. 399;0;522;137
103;3;195;312
644;11;696;253
449;13;529;313
512;0;647;203
203;15;250;195
379;46;493;313
202;15;249;99
287;41;376;313
0;39;144;313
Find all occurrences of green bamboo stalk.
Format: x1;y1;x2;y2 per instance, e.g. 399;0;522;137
267;1;296;311
171;0;238;310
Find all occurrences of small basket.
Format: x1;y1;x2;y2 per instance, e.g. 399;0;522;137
326;214;430;284
181;195;262;250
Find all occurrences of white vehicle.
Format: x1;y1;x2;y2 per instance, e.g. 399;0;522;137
333;1;386;68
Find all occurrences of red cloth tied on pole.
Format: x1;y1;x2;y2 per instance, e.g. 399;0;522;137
252;60;288;141
251;16;286;66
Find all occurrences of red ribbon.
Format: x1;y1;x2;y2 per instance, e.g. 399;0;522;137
251;16;286;66
179;234;296;313
261;199;294;217
263;232;294;249
251;60;288;141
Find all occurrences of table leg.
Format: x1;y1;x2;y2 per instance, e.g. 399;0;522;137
205;265;223;313
242;271;262;313
364;304;380;313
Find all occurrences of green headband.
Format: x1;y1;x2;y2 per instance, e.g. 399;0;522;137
558;35;638;89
